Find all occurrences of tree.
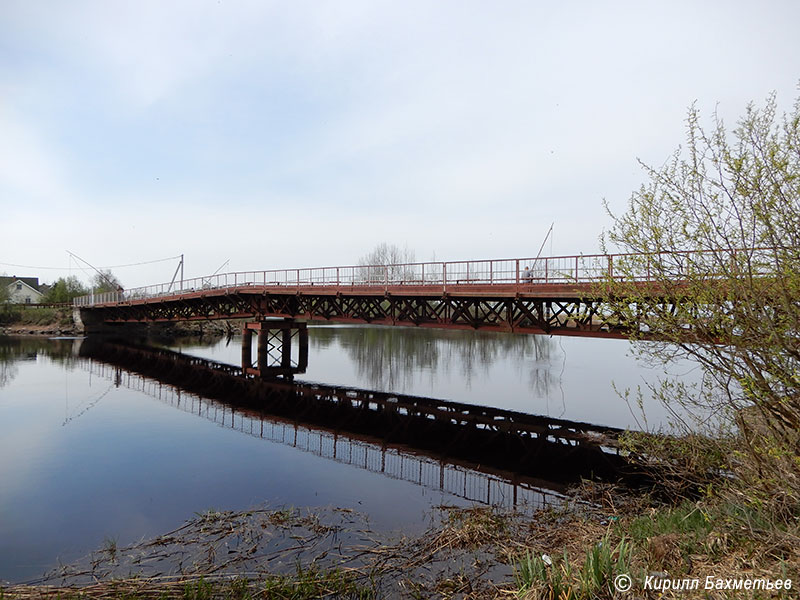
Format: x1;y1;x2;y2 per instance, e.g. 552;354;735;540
357;243;418;283
44;276;88;303
91;270;123;293
602;91;800;510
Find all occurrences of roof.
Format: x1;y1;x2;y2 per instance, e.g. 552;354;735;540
0;276;40;291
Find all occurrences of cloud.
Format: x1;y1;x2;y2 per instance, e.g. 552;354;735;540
0;105;70;202
1;0;799;282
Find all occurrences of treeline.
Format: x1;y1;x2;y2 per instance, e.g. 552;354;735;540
42;271;123;304
42;276;88;303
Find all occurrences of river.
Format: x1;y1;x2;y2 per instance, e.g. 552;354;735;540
0;326;687;583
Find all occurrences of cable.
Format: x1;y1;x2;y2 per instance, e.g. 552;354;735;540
1;254;182;271
0;261;65;270
101;255;182;269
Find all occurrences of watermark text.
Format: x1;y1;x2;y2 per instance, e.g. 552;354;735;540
613;574;793;593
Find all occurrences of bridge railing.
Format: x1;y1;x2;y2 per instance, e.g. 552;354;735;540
71;251;706;307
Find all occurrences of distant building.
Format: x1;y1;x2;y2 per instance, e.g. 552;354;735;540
1;276;44;304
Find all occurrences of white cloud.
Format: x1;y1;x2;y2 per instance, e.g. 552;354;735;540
0;106;69;202
1;0;799;284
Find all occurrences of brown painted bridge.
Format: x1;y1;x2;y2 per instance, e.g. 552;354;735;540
75;252;630;337
73;251;667;377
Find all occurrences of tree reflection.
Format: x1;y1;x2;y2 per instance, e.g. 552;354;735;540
0;337;81;388
309;325;559;395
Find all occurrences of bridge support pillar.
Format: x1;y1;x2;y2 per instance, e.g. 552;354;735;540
242;319;308;379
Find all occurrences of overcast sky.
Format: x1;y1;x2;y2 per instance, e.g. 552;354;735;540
2;1;799;289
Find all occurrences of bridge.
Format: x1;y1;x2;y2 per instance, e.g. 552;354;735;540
72;250;682;377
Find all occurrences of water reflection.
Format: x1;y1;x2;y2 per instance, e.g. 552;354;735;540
0;349;19;389
0;332;655;583
0;337;81;389
79;338;628;491
312;325;559;397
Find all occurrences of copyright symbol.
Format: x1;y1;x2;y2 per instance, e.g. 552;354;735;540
614;574;632;593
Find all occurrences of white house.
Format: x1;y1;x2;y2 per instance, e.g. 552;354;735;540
1;276;44;304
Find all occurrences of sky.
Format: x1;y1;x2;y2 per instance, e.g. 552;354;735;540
1;0;799;290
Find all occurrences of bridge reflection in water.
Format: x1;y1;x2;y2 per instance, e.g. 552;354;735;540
79;339;630;510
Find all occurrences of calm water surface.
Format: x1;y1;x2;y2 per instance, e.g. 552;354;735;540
0;327;684;582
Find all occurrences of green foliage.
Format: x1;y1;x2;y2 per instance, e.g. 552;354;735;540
44;276;88;303
515;548;575;599
91;270;123;294
102;536;119;562
514;532;631;599
601;90;800;514
0;306;74;327
262;566;374;600
0;305;71;326
182;578;213;600
619;429;730;499
617;495;798;571
579;536;631;598
624;500;713;546
225;579;252;600
623;500;720;566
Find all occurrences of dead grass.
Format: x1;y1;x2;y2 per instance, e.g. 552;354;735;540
3;488;797;599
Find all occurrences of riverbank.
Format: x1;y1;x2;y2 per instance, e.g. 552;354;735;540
0;485;619;599
0;306;78;336
0;305;234;338
2;480;797;599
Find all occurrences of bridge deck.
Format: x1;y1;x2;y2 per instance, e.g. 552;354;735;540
72;250;689;336
88;282;595;307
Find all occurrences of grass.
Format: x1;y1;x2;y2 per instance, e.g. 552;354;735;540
261;566;374;600
0;568;375;600
0;305;73;327
434;505;509;551
512;482;800;599
624;500;712;543
182;578;214;600
514;530;631;600
266;507;296;527
102;536;119;562
3;494;797;600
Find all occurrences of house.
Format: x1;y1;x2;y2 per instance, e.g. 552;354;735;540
1;276;44;304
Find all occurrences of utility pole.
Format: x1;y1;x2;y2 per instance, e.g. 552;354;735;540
166;255;185;294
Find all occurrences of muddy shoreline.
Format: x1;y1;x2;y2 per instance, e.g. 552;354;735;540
0;318;234;339
1;489;620;598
